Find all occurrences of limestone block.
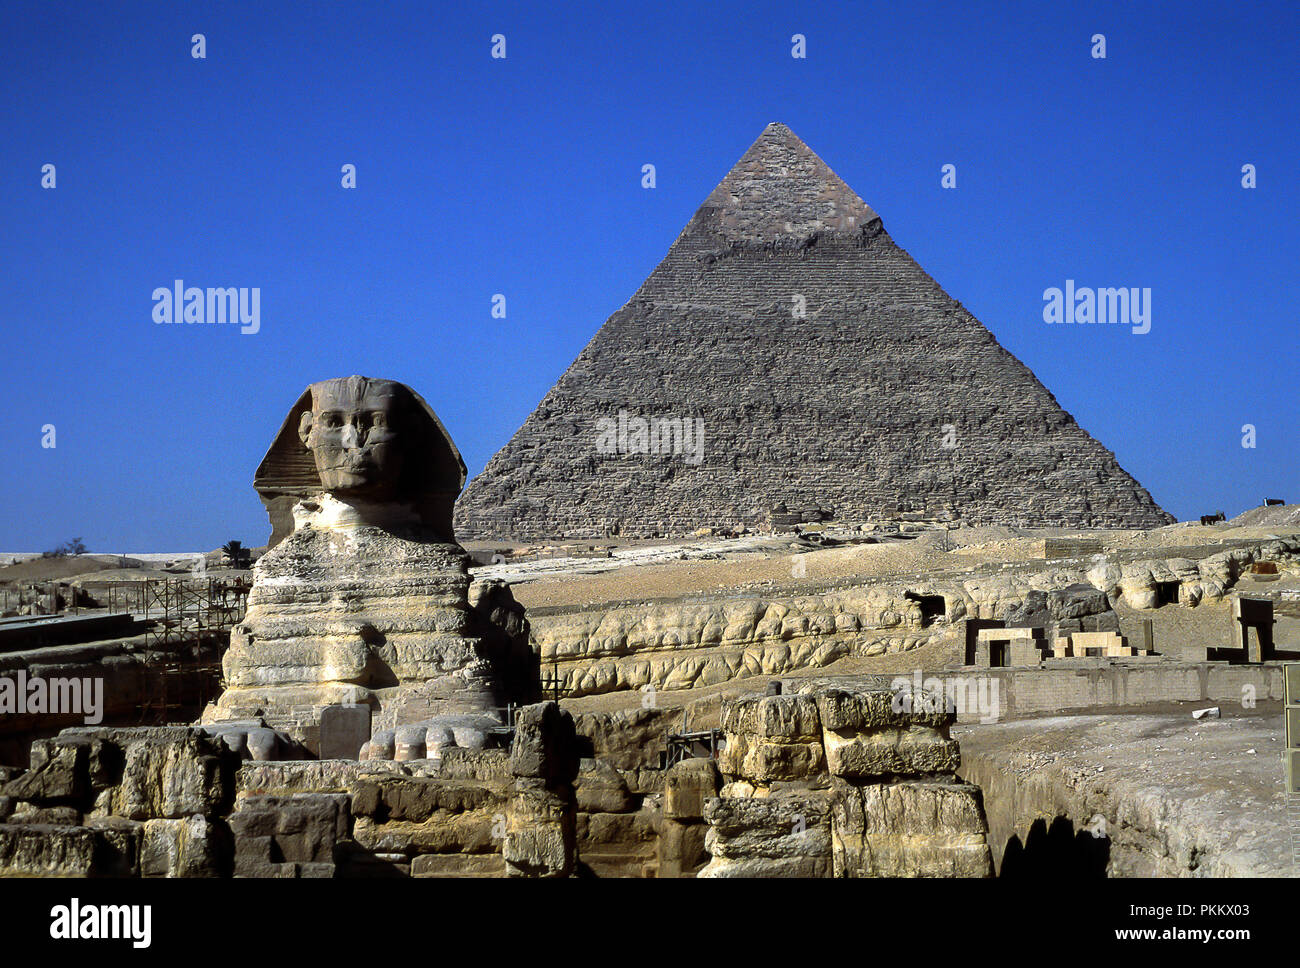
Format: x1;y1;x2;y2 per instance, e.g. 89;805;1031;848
577;809;656;848
509;702;579;785
105;729;237;820
1070;631;1128;657
437;748;511;783
0;822;140;877
721;693;822;740
657;818;709;877
698;790;832;878
830;779;992;878
663;758;719;821
351;812;500;856
7;804;81;825
24;727;241;822
503;787;575;878
1047;584;1109;620
229;794;350;874
412;852;505;877
237;759;389;797
815;687;954;733
575;760;635;814
0;823;96;876
140;815;230;878
716;732;825;783
348;775;503;823
822;726;960;780
1;741;86;803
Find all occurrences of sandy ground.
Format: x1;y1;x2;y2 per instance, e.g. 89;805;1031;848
496;520;1300;612
0;553;252;586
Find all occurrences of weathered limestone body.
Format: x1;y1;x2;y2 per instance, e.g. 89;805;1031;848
210;376;534;752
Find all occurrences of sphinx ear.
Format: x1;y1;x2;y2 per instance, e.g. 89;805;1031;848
298;411;314;447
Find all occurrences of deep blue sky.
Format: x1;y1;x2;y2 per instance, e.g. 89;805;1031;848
2;0;1295;551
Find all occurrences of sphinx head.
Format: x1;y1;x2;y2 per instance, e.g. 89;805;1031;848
254;375;467;546
297;376;407;501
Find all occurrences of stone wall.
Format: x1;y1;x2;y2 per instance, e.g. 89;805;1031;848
0;701;583;879
699;684;994;877
0;634;227;767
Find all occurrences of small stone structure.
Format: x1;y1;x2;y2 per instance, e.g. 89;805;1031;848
699;680;993;877
1232;597;1275;662
974;627;1045;667
1058;630;1147;659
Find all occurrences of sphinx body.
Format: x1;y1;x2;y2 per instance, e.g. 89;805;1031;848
207;376;534;753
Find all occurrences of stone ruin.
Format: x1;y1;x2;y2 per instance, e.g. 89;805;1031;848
699;681;993;877
0;688;993;879
0;374;998;878
0;707;581;878
207;375;537;752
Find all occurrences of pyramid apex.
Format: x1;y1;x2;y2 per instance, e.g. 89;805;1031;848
693;124;880;242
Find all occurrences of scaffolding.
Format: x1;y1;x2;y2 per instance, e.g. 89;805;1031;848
134;578;249;724
140;577;248;647
539;663;567;702
663;728;722;768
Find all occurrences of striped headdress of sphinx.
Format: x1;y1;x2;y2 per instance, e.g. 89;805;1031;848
253;375;467;546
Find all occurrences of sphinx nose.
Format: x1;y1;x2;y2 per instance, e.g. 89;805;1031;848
340;424;359;448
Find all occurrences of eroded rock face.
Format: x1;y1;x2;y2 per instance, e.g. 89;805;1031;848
0;727;241;878
530;538;1300;698
210;376;536;752
830;779;992;877
700;684;993;878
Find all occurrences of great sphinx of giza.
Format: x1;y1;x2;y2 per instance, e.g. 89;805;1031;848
206;376;536;755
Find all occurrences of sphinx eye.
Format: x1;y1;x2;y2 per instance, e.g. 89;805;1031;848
320;412;341;428
371;412;387;428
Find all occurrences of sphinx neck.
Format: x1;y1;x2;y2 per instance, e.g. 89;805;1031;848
291;491;425;535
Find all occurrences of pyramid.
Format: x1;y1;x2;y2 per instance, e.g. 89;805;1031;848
455;123;1172;539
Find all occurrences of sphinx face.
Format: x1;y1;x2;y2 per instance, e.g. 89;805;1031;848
299;377;407;500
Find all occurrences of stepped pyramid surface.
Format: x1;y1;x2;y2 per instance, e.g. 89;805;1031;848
455;123;1172;539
